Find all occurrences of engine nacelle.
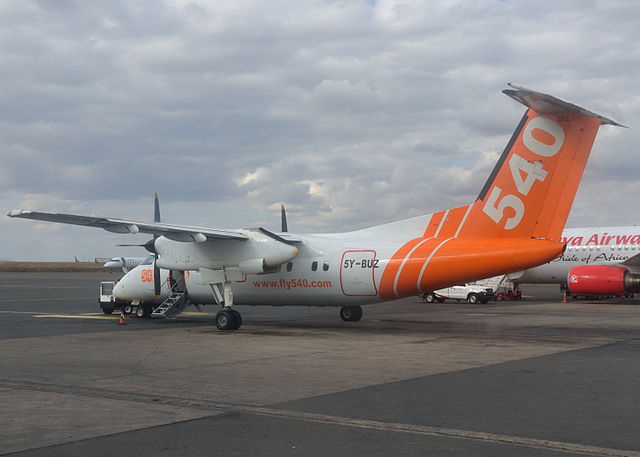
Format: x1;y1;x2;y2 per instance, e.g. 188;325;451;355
567;265;640;296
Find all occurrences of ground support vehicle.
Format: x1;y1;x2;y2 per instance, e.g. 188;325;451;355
422;284;494;304
496;284;522;300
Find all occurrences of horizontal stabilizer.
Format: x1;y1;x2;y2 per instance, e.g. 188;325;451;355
504;84;625;127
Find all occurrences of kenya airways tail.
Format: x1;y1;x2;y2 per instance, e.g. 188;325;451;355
379;84;624;300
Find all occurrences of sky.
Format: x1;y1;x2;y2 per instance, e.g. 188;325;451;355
1;0;639;261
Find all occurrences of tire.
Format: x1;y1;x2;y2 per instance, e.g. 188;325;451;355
467;293;478;304
136;305;145;318
231;309;242;329
340;306;363;322
102;307;114;315
123;304;133;314
424;292;436;303
216;309;236;330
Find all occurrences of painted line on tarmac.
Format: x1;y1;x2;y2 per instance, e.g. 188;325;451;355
33;314;118;320
1;378;637;457
0;310;41;315
244;407;638;457
0;297;94;303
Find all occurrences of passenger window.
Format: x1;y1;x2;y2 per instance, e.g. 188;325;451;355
286;262;293;272
311;261;318;271
323;262;329;271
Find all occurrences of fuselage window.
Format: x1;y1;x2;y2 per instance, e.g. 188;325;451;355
323;262;329;271
311;261;318;271
286;262;293;272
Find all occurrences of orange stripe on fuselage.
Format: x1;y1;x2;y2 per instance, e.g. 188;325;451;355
379;237;564;300
423;211;445;237
392;237;443;297
379;205;472;300
378;237;426;300
433;205;470;238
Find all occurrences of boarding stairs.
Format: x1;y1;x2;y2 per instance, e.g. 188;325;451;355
151;292;191;318
475;274;511;293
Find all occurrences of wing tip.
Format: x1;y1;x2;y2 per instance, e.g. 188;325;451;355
7;209;26;217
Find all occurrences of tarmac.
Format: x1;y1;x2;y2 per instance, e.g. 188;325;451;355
1;272;639;456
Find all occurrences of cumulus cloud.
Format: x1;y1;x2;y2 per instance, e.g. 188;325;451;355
1;0;639;260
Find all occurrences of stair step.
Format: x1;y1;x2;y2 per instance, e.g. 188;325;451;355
151;292;190;318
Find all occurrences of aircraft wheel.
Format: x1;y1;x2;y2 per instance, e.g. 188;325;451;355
123;304;133;314
136;306;145;318
467;293;478;304
423;292;435;303
216;309;236;331
340;306;362;322
231;309;242;329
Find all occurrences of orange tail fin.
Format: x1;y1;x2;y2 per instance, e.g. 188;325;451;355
457;84;624;241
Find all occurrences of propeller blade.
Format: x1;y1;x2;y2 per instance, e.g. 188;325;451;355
154;192;161;223
153;256;161;298
281;204;288;232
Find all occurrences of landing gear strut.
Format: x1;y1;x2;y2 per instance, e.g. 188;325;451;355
340;305;363;322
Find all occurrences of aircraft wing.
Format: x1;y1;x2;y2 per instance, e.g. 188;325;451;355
7;209;248;241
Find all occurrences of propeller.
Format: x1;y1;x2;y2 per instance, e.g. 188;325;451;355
116;193;162;297
116;193;161;254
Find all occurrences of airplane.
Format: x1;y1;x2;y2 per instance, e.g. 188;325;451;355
7;84;626;330
508;226;640;297
103;256;147;273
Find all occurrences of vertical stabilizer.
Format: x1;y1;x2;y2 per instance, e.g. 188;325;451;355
457;84;623;241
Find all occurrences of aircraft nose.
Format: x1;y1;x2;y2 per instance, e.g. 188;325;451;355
113;279;126;299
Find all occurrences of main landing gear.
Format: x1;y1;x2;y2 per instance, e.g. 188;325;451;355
340;305;363;322
215;308;242;331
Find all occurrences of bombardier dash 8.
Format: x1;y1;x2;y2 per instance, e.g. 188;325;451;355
8;85;625;330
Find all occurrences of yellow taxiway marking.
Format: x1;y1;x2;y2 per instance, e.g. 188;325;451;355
0;297;94;303
33;314;118;320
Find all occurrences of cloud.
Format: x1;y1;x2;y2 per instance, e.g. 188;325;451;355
1;0;639;260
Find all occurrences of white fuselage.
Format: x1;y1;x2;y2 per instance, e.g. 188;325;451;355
509;226;640;284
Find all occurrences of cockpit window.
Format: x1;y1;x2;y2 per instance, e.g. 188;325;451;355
141;255;155;265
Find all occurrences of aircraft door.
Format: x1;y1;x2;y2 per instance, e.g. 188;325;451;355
340;250;378;296
169;270;186;293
